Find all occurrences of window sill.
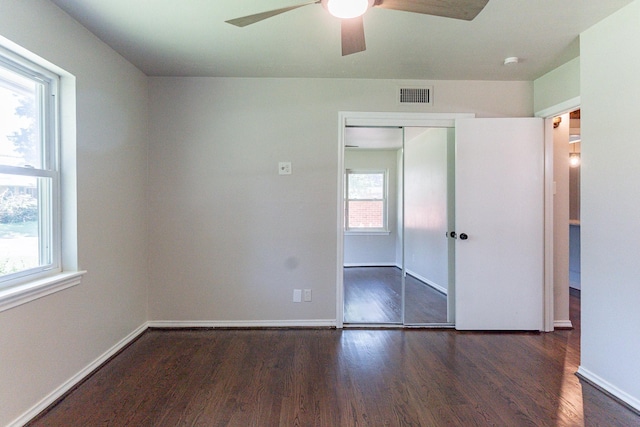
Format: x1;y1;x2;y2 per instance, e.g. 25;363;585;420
0;271;86;313
345;230;391;236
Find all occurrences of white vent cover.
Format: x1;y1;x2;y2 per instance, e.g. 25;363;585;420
398;86;433;105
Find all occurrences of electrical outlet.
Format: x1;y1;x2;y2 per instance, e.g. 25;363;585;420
279;162;292;175
293;289;302;303
303;289;312;302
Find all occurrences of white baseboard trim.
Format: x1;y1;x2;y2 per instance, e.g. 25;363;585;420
577;366;640;413
554;320;573;329
148;319;337;329
405;269;448;295
9;322;149;427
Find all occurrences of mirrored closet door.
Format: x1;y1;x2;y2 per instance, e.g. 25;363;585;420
342;126;455;326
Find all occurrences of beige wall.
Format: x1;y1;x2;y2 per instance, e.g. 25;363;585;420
147;77;533;323
0;1;149;425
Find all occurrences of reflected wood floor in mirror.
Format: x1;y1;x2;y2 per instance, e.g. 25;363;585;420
28;291;640;426
343;266;447;324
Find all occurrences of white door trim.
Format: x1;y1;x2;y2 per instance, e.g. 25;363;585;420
336;112;474;328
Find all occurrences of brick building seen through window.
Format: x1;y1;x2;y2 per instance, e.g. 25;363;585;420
345;170;387;231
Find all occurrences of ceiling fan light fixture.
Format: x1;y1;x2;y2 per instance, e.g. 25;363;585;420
326;0;371;19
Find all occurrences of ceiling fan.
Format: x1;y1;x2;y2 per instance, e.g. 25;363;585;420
226;0;489;56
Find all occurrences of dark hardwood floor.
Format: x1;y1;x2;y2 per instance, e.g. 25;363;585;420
29;290;640;426
343;266;448;324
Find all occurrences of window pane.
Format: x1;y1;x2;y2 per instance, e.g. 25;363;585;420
0;174;50;278
0;66;42;169
348;200;384;228
348;173;383;199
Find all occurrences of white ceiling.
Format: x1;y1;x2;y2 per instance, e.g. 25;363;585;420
49;0;632;80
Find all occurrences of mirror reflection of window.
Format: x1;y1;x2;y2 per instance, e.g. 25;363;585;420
344;169;388;232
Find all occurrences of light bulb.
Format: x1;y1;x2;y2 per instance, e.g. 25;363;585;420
326;0;370;19
569;153;581;167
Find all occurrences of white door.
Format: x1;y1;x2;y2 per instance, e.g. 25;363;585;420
455;118;544;330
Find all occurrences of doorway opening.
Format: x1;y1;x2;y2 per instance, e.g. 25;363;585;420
552;108;581;329
568;110;581;293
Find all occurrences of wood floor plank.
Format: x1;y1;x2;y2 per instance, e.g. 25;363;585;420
27;292;640;427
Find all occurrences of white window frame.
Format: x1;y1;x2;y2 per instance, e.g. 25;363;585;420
0;44;82;312
344;169;389;234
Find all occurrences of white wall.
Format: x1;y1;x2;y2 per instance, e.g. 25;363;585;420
148;77;533;323
404;128;452;293
0;1;149;425
343;149;399;266
579;0;640;410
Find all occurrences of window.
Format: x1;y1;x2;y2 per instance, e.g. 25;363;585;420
0;48;60;288
344;169;388;232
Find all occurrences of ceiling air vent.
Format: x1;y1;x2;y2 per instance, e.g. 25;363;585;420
399;86;433;106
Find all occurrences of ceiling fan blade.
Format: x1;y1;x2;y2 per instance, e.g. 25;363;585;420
341;16;366;56
225;1;318;27
375;0;489;21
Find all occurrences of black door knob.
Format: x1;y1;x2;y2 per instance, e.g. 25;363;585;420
450;232;457;239
460;233;468;240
